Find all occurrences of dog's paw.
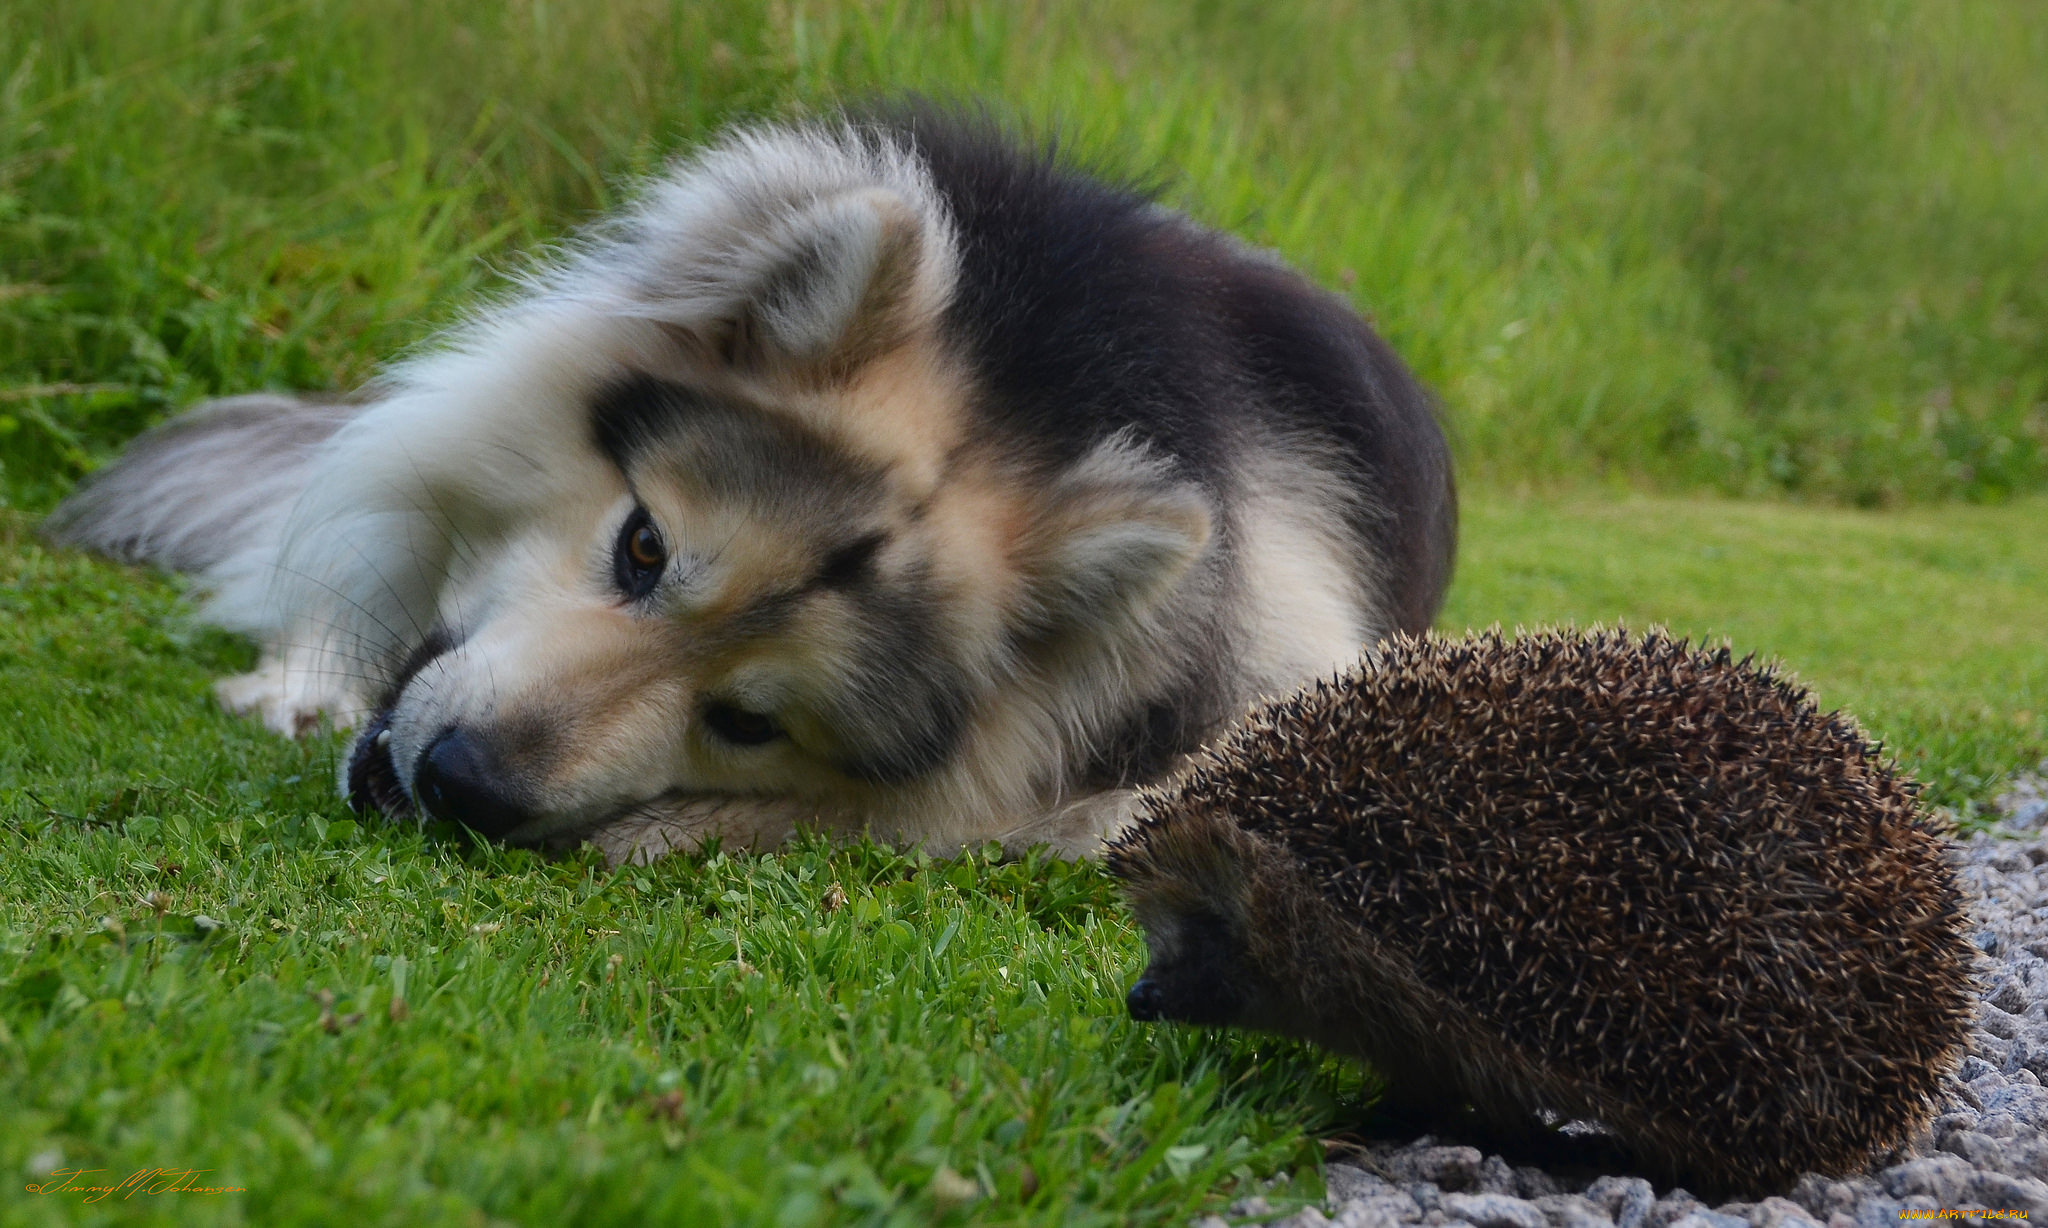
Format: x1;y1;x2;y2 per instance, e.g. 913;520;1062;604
989;789;1144;859
214;658;366;738
586;796;834;866
586;816;702;867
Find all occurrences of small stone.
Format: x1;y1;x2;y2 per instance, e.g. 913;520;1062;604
1439;1193;1548;1228
1668;1214;1746;1228
1990;978;2032;1016
1234;1195;1277;1218
2016;956;2048;987
1584;1177;1656;1228
1192;1218;1232;1228
1984;1006;2025;1040
1848;1197;1904;1228
1881;1155;1975;1204
1746;1196;1822;1228
1983;1084;2048;1128
1329;1166;1400;1204
1643;1195;1702;1228
2004;1138;2048;1181
1785;1174;1842;1217
1333;1195;1425;1228
1991;848;2033;873
1942;1129;2009;1167
1475;1157;1518;1196
1384;1146;1485;1191
1970;1172;2048;1215
1533;1194;1616;1228
1515;1168;1564;1199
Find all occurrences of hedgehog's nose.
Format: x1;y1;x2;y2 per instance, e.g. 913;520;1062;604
1126;978;1166;1022
414;728;533;839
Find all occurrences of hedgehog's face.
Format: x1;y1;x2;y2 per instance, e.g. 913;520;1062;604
1114;817;1283;1029
1125;905;1260;1028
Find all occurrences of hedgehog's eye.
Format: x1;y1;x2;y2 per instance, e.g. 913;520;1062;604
701;700;784;747
614;507;667;599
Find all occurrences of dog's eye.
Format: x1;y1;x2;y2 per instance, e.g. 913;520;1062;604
701;700;783;747
614;507;667;598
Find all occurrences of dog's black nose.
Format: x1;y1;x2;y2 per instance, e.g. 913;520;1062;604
1126;978;1166;1022
414;728;532;838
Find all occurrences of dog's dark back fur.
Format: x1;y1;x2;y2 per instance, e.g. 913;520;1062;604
886;107;1454;628
866;107;1455;786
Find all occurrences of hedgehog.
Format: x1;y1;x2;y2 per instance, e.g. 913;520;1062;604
1104;626;1976;1197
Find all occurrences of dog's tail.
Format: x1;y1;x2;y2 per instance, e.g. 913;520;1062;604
40;393;362;575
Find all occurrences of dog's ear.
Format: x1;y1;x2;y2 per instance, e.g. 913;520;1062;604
649;187;931;383
39;394;360;574
1016;435;1214;635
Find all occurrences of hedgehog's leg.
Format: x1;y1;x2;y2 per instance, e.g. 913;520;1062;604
1364;1066;1640;1177
1355;1063;1521;1148
1361;1066;1451;1136
1354;1095;1449;1143
1454;1095;1651;1181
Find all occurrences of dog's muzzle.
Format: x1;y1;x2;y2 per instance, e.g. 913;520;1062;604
346;710;540;840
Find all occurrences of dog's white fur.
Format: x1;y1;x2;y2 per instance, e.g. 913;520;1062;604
226;128;959;732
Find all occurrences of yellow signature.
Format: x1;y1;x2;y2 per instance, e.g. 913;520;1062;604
1899;1213;2030;1221
24;1168;246;1203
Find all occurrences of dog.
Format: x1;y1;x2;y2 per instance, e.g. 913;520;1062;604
43;104;1456;865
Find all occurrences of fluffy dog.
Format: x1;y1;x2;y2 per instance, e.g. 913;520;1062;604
44;106;1455;864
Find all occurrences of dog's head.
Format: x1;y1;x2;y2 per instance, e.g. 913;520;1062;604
278;118;1215;853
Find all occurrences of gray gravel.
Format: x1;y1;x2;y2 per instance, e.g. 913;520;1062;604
1208;766;2048;1228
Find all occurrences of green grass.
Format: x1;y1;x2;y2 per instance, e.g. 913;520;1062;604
1446;494;2048;815
3;0;2046;506
5;1;2048;1223
2;511;1351;1227
6;494;2044;1225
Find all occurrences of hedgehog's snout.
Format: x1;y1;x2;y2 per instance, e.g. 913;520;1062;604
1126;978;1166;1022
1123;908;1253;1027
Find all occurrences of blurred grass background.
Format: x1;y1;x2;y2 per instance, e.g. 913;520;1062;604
3;0;2045;509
